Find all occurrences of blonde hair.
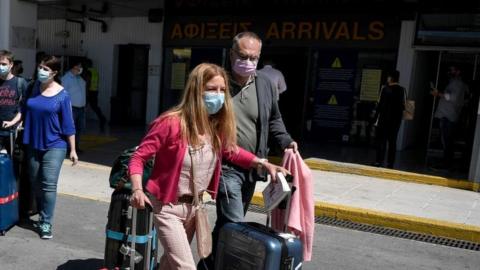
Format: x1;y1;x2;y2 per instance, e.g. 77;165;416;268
165;63;237;153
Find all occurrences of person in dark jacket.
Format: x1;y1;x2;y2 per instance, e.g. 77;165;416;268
0;50;28;154
199;31;297;269
374;70;405;169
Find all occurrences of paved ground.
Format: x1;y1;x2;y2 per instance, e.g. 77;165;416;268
1;194;479;270
62;158;480;229
2;122;480;269
255;169;480;226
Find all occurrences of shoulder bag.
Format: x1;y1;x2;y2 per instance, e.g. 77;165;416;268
188;146;212;259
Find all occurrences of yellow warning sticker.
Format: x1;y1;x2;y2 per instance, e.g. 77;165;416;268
331;57;342;68
328;95;338;105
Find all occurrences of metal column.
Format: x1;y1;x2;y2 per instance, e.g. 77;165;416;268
425;51;443;165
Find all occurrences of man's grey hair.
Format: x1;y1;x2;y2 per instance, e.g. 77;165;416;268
232;31;262;50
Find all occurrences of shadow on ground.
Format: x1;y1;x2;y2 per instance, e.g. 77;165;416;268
56;258;104;270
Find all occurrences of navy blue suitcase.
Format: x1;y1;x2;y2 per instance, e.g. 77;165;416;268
216;222;303;270
0;152;19;235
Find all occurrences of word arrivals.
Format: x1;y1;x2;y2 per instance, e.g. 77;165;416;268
169;20;385;41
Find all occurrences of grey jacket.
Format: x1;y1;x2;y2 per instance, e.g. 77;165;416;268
253;71;293;158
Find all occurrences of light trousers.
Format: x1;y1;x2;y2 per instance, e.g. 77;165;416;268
151;197;196;270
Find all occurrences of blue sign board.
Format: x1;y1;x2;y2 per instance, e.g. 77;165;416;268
312;51;357;141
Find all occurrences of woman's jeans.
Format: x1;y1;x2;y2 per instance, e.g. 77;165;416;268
27;147;66;224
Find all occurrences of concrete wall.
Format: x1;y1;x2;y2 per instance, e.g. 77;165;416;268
396;21;416;150
0;0;37;77
0;1;11;50
37;17;163;124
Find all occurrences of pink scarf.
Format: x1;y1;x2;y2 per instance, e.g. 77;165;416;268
271;149;315;261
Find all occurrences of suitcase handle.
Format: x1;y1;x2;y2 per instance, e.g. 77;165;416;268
244;222;278;235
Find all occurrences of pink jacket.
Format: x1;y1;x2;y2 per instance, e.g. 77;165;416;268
128;115;256;204
272;149;314;261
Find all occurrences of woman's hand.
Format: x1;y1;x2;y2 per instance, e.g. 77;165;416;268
256;158;290;182
264;162;290;182
2;121;14;129
130;189;152;209
70;150;78;166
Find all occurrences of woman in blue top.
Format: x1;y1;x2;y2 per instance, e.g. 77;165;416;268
23;55;78;239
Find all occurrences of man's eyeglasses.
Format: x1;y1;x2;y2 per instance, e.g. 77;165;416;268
232;49;260;62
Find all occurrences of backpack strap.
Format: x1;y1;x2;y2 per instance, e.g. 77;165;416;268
16;77;24;96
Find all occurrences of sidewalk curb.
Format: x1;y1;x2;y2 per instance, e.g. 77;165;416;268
268;156;480;192
59;191;110;203
62;159;111;171
251;192;480;243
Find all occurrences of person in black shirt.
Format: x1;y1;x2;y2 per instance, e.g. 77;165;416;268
0;50;27;154
373;70;405;168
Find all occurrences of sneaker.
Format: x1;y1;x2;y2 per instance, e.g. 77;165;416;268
39;223;53;239
32;220;41;228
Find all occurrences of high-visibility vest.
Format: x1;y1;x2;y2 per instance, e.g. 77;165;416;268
89;67;99;91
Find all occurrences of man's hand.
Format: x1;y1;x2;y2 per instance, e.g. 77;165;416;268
286;141;298;153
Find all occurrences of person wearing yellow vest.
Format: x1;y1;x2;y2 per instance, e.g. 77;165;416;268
84;58;106;131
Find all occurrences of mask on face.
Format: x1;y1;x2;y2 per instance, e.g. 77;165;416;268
203;92;225;115
232;59;257;77
78;67;83;75
0;64;10;76
37;68;51;83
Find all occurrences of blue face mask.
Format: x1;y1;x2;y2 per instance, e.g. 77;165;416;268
37;68;51;83
203;92;225;115
0;64;10;76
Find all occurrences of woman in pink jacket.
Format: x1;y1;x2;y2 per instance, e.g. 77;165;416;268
129;63;286;270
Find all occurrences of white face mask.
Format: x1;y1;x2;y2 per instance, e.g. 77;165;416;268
0;64;10;76
203;92;225;115
37;68;51;83
78;67;83;75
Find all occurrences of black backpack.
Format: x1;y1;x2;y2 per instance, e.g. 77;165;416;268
109;147;154;190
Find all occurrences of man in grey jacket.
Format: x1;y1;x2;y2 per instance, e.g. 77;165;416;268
200;31;297;268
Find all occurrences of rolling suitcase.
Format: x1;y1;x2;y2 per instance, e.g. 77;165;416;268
104;190;157;270
216;222;303;270
0;131;19;235
215;174;303;270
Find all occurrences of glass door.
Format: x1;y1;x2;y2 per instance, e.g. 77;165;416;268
426;52;480;176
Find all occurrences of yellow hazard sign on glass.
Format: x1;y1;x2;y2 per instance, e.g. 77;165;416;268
331;57;342;68
328;95;338;105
